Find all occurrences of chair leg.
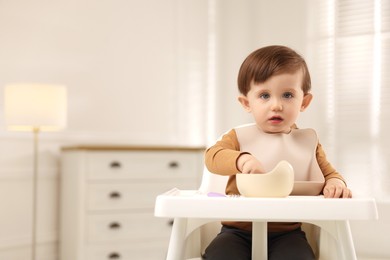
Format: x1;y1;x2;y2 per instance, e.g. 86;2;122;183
166;218;188;260
335;220;357;260
309;220;357;260
252;222;267;260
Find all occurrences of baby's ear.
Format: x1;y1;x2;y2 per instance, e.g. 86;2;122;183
238;95;251;112
300;93;313;112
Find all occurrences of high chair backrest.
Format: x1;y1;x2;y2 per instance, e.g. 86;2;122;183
190;167;229;257
198;166;229;194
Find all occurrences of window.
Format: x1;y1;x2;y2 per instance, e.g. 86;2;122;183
309;0;390;198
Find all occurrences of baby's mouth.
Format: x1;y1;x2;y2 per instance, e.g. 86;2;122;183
269;116;283;123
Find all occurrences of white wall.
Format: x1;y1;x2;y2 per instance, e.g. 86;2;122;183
0;0;209;146
0;0;208;258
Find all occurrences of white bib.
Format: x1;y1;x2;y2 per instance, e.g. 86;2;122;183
235;124;325;195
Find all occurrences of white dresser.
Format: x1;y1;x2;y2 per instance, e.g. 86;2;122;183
59;145;205;260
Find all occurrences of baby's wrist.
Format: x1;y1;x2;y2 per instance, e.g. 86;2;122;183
326;178;346;187
237;153;251;172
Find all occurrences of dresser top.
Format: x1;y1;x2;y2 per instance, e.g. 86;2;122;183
61;145;206;152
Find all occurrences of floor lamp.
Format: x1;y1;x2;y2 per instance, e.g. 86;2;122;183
4;83;67;260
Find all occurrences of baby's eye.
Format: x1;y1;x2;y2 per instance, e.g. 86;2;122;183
282;92;294;99
259;93;270;99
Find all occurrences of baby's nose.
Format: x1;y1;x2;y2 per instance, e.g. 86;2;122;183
271;99;283;111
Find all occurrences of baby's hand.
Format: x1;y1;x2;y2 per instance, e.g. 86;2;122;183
323;178;352;198
237;154;265;174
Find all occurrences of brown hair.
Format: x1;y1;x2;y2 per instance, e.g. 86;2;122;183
237;45;311;96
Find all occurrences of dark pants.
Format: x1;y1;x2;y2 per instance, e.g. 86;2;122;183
203;225;315;260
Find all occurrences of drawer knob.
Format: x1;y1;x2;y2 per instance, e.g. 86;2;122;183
110;161;122;169
169;161;179;168
109;222;121;230
108;252;121;259
109;191;121;199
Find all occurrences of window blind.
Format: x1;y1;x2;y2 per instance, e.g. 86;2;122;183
310;0;390;198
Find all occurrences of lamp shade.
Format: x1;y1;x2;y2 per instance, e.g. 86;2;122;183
4;83;67;131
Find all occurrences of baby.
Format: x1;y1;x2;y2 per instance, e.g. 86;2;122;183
203;45;352;260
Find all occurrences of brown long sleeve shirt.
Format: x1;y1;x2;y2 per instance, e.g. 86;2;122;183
205;128;346;232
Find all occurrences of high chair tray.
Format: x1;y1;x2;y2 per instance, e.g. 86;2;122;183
154;188;378;221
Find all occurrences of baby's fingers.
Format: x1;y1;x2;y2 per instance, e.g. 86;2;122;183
323;185;337;198
342;188;353;198
324;185;352;198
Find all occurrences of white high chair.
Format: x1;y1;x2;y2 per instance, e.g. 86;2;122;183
155;166;378;260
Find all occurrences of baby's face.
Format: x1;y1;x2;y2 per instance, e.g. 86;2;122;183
238;70;311;134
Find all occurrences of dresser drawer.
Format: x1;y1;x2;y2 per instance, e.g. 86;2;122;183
86;212;172;242
87;181;196;211
86;151;201;180
86;241;168;260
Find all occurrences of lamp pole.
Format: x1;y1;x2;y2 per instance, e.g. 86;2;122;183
32;127;39;260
